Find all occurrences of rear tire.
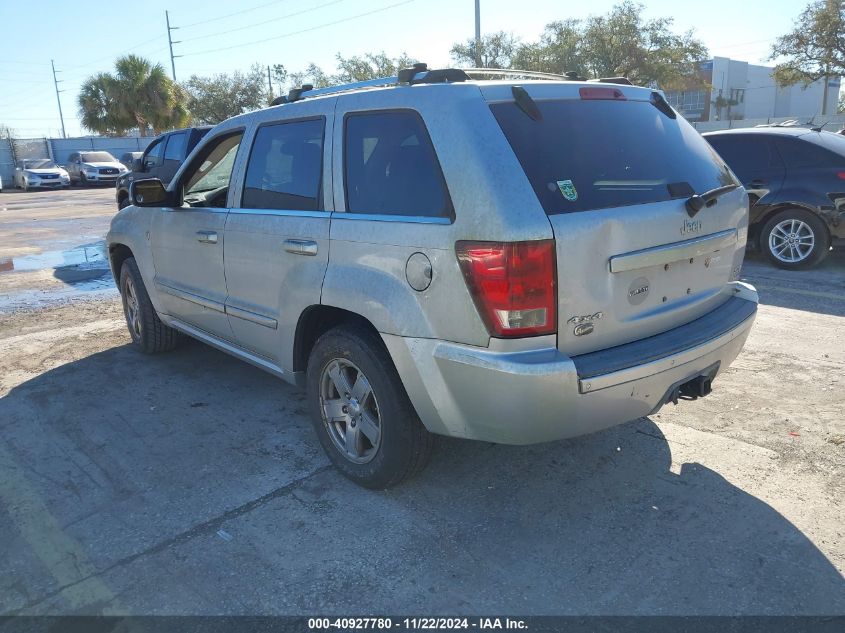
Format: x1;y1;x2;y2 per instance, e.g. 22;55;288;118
306;324;434;489
119;257;181;354
760;208;830;270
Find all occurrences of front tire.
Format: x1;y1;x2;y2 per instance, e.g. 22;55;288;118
119;257;181;353
79;174;89;187
306;325;434;489
761;208;830;270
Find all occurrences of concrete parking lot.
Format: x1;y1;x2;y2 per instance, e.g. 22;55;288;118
0;188;843;615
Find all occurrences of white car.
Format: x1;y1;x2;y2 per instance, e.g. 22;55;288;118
14;159;71;191
65;151;128;186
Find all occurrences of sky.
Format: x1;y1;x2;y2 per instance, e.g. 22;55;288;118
0;0;808;137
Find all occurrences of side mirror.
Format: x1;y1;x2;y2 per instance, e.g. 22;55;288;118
130;179;170;207
133;158;144;172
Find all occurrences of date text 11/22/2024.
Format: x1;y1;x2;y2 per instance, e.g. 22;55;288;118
307;618;528;630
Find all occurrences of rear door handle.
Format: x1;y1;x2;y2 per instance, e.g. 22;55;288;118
283;239;318;256
748;179;767;188
196;230;218;244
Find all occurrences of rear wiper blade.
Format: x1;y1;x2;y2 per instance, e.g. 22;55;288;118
685;184;739;218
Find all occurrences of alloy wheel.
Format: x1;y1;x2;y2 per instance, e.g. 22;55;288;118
319;358;381;464
769;218;815;264
123;276;142;340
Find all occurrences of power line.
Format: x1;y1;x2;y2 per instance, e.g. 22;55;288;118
178;0;291;29
183;0;416;57
179;0;348;44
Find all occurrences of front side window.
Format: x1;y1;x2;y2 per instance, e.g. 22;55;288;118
182;132;243;208
344;111;451;218
144;138;164;168
241;118;324;211
164;132;187;161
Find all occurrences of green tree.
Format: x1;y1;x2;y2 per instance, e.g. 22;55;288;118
334;52;416;82
288;63;333;90
451;32;519;68
78;55;188;136
450;2;707;88
770;1;845;88
579;1;707;88
512;20;583;75
183;64;269;125
285;53;416;92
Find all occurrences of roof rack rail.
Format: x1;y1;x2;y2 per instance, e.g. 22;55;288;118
271;63;471;105
269;64;625;107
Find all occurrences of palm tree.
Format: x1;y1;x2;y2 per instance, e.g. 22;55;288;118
78;55;189;136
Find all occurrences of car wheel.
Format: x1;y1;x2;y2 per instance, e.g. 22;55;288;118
761;208;830;270
119;257;181;353
79;174;88;187
306;324;434;489
118;196;129;210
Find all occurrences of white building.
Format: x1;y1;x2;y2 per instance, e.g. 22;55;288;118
665;56;840;122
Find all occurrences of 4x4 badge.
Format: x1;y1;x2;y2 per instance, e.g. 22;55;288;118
567;312;603;325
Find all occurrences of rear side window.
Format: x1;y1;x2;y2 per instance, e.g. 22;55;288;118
344;111;452;218
775;136;841;169
164;132;187;161
705;135;783;182
491;98;736;214
242;118;324;211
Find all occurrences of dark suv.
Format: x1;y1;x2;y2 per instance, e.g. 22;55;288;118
115;126;211;208
704;127;845;269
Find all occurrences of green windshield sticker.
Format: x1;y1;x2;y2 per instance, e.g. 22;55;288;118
557;179;578;201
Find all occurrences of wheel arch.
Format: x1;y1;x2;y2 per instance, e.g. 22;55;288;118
752;202;831;246
108;243;134;283
292;305;382;376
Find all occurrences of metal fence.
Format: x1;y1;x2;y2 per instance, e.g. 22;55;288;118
0;135;154;186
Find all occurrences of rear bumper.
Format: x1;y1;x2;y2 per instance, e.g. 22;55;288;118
382;282;758;445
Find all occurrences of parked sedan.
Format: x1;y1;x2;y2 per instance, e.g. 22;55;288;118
13;159;71;191
65;151;128;186
704;127;845;269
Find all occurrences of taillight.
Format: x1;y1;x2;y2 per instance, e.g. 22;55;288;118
579;87;626;100
456;240;557;338
837;172;845;180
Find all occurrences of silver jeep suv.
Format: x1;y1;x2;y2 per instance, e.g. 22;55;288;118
107;66;758;488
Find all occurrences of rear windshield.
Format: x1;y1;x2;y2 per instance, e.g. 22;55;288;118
491;98;736;214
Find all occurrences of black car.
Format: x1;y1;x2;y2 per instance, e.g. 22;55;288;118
116;126;211;209
704;127;845;269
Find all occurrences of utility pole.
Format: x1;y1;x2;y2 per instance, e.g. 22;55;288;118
267;65;274;100
474;0;481;67
50;59;66;139
166;10;181;82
